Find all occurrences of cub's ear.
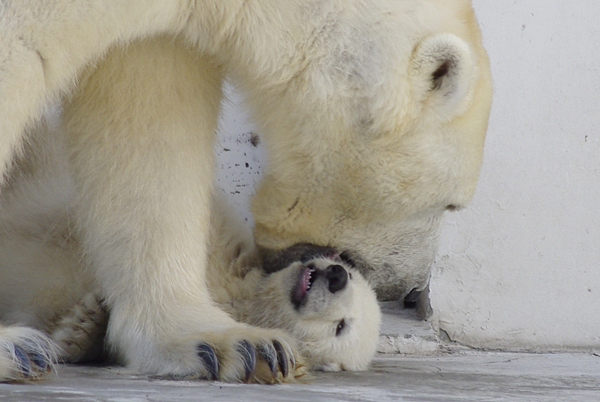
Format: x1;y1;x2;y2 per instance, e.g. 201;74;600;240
409;33;477;120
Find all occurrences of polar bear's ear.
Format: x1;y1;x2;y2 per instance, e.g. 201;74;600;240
409;33;476;120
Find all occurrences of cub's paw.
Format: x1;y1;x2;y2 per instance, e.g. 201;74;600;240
50;293;108;363
0;326;57;382
173;328;305;383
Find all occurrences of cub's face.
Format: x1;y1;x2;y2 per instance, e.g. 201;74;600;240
252;257;381;372
250;2;492;301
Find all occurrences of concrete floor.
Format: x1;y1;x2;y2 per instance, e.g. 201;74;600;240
1;352;599;402
2;308;599;401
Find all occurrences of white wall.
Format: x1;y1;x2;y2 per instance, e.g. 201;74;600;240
215;1;600;351
429;0;600;351
214;85;266;225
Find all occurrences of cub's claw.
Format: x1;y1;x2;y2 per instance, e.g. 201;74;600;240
197;343;218;381
236;340;256;383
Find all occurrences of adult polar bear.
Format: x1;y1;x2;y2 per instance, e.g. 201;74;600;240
0;0;492;382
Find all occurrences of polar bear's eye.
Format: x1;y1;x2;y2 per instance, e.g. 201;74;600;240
336;319;346;336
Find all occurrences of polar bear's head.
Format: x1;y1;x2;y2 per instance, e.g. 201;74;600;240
249;2;492;301
250;257;381;372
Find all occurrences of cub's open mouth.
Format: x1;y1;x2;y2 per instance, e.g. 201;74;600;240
291;262;349;309
291;265;317;308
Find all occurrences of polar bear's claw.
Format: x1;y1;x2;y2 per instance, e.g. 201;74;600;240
197;343;218;381
27;350;51;372
257;341;278;377
236;340;257;383
196;336;298;382
0;326;57;382
12;346;32;377
272;340;289;378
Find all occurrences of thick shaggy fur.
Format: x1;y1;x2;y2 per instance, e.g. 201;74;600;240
0;118;381;381
0;0;491;380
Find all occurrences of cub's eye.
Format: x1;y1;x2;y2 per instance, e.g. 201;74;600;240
336;319;346;336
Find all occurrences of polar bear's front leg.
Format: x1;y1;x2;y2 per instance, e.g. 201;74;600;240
63;36;299;382
0;1;191;188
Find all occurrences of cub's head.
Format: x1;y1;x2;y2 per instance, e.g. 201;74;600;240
250;256;381;372
250;1;492;300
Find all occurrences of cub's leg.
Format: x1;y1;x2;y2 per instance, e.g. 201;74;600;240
64;36;298;382
49;294;108;364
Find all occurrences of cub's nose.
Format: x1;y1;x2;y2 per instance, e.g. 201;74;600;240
325;264;348;293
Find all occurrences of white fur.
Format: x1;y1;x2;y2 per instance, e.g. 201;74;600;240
244;258;381;372
0;326;57;382
206;203;381;372
0;0;491;379
207;195;381;372
0;125;380;379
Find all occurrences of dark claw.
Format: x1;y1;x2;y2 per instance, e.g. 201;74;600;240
197;343;218;381
24;340;52;371
257;342;278;378
236;340;256;383
272;340;288;378
13;345;31;377
28;352;49;371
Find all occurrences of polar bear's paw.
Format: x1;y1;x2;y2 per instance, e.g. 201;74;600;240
0;326;57;382
188;330;305;384
144;327;305;384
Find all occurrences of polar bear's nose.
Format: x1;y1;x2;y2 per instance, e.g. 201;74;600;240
325;264;348;293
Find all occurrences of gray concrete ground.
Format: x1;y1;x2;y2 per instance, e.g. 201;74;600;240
2;352;599;402
2;308;599;401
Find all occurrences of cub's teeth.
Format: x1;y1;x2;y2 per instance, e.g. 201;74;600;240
306;269;313;290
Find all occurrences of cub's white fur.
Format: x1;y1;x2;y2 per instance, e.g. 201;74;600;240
208;200;381;374
0;0;491;380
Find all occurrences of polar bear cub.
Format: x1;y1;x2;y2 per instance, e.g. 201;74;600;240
208;193;381;374
0;119;381;381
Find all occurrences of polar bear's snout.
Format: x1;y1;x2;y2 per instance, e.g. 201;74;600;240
260;243;340;275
